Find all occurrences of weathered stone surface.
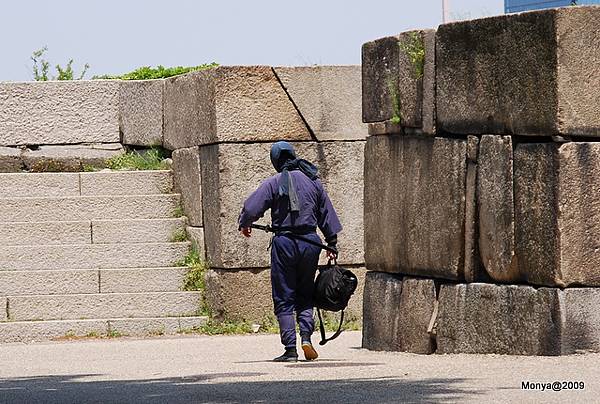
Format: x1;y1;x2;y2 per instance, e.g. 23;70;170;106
92;218;186;244
561;288;600;354
164;66;311;149
120;79;164;146
100;268;188;293
515;142;600;286
108;317;190;337
0;80;120;146
464;136;480;282
437;283;562;355
7;292;201;321
274;66;367;141
0;146;22;172
80;170;173;196
0;172;80;198
0;221;91;246
0;242;190;270
364;135;467;280
0;298;6;321
0;270;98;295
201;141;365;268
362;272;435;353
362;30;436;133
0;319;108;343
478;135;518;282
437;7;600;136
186;226;206;258
204;268;273;322
0;194;180;222
172;147;203;226
22;143;124;172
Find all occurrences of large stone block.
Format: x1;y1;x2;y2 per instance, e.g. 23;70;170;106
22;143;124;172
437;7;600;136
478;135;518;282
0;221;91;246
0;172;80;198
364;135;467;280
0;298;6;321
561;288;600;354
362;272;435;353
7;291;201;321
119;79;164;146
0;319;108;343
0;80;120;146
204;268;273;322
164;66;311;149
274;66;368;141
514;142;600;287
201;141;365;269
172;147;203;226
91;218;186;244
362;30;436;134
437;283;562;355
0;270;99;295
99;267;188;293
80;170;173;196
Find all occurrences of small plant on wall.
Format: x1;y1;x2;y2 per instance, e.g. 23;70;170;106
31;47;90;81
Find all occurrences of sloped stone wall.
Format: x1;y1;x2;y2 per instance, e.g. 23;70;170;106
362;5;600;355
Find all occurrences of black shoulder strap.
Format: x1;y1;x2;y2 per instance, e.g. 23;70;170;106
317;308;345;346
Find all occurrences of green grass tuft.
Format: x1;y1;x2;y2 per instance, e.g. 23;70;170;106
399;32;425;80
170;227;188;243
94;63;218;80
106;147;169;171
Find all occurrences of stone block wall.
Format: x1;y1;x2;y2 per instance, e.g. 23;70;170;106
362;6;600;355
163;65;368;323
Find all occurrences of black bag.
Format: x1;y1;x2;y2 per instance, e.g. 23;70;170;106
313;261;358;345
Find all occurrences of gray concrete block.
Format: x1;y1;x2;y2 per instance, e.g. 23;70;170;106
22;143;125;172
561;288;600;354
186;226;206;258
7;291;202;321
0;80;120;146
119;79;164;146
108;317;180;336
362;272;435;353
0;242;190;270
0;146;23;172
437;7;600;136
205;268;273;322
0;221;91;246
80;170;173;196
0;194;181;222
100;267;188;293
437;283;562;355
0;319;109;343
172;147;203;226
0;172;80;197
163;67;311;149
515;142;600;286
478;135;518;282
0;270;99;295
362;30;436;134
92;218;186;244
364;135;467;280
201;141;365;269
274;66;368;141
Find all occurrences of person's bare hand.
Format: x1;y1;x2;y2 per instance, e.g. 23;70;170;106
241;227;252;238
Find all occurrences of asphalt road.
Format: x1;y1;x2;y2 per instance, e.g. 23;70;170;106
0;331;598;403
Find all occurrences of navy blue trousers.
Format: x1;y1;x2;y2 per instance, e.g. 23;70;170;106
271;233;321;349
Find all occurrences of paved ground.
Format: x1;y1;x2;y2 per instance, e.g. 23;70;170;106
0;331;598;403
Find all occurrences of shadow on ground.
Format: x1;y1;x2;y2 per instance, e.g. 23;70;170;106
0;373;482;403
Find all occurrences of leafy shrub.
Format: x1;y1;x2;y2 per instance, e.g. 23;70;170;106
32;47;89;81
94;63;218;80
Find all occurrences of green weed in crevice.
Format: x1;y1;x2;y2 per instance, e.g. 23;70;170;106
170;227;188;243
106;147;169;171
94;63;218;80
387;78;403;125
399;32;425;80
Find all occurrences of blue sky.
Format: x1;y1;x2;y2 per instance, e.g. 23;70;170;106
0;0;503;81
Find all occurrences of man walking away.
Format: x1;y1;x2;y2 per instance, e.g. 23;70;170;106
238;141;342;362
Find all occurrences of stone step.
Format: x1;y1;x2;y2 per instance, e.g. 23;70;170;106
0;218;187;246
6;291;202;321
0;267;190;295
0;170;173;198
0;316;208;343
0;194;181;222
0;242;190;270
